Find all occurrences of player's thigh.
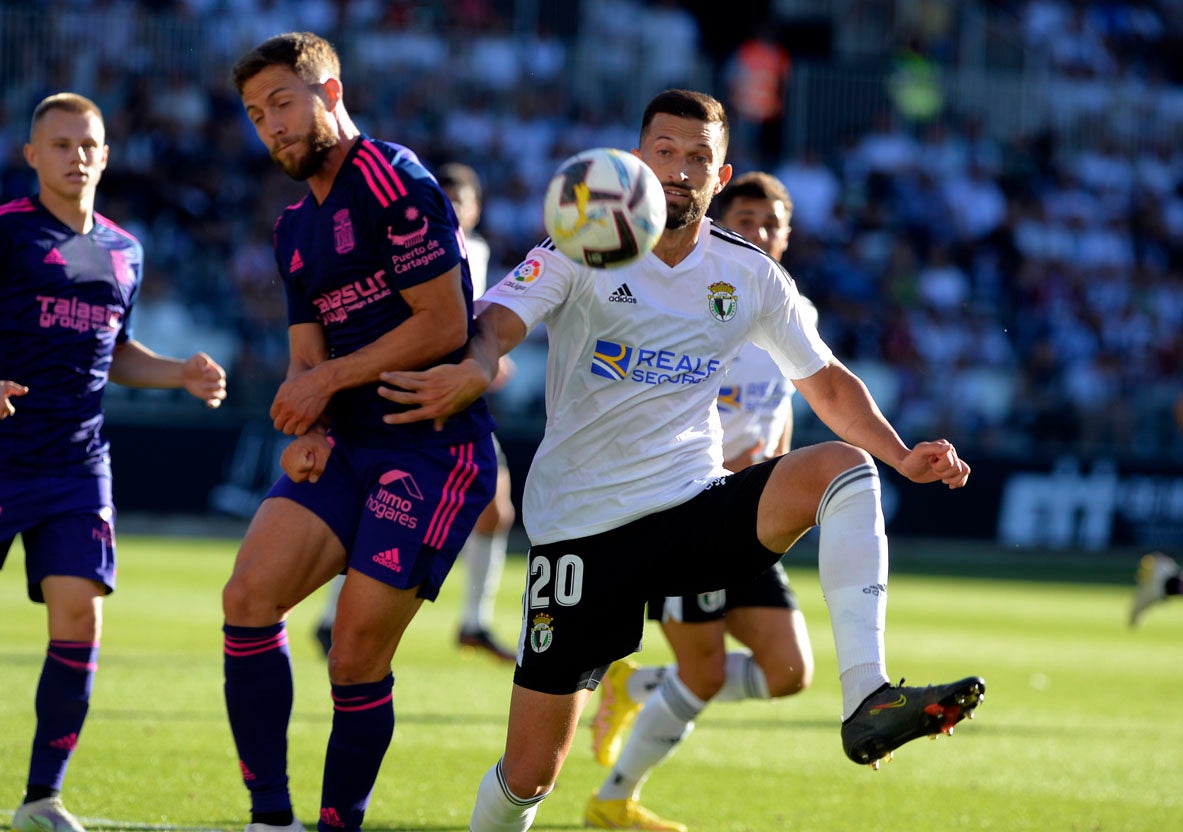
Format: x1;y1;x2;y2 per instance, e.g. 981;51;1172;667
328;567;425;684
474;463;514;535
517;537;649;692
726;606;814;695
41;575;106;642
502;683;596;795
224;496;347;624
758;441;874;552
10;476;117;603
660;618;729;696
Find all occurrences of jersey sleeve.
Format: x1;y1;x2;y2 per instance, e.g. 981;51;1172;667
273;215;320;328
476;243;577;331
376;173;462;290
748;265;832;380
114;237;144;345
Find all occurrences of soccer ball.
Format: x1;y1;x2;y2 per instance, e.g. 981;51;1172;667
542;147;665;269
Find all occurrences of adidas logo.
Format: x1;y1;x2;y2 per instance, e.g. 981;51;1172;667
49;733;78;751
372;548;402;572
43;248;67;266
608;283;637;304
319;808;346;829
290;249;304;272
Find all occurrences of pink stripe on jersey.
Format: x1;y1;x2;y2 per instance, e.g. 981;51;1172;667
224;630;289;657
0;197;35;215
331;692;394;712
353;156;393;207
358;142;409;199
95;212;141;244
424;443;480;549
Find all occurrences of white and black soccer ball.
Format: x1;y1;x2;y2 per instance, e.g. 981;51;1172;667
542;147;665;269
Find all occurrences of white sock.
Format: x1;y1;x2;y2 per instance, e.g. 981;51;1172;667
626;665;667;703
598;673;705;801
815;463;891;720
712;651;771;703
469;759;548;831
319;574;345;627
461;530;507;632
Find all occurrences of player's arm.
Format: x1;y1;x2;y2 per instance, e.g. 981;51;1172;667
378;302;528;430
269;265;469;435
1;380;29;419
109;340;227;408
793;359;970;488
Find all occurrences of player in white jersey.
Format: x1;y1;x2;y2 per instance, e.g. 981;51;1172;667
379;89;985;832
584;171;819;831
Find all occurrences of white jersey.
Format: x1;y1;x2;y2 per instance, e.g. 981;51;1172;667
479;219;832;545
465;231;491;297
718;295;819;461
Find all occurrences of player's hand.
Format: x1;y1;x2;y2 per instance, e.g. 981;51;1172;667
182;353;227;409
271;366;332;435
897;439;970;489
1;380;29;419
281;430;333;484
378;360;490;431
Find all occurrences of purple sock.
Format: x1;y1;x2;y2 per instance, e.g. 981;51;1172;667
27;640;99;792
318;674;395;832
223;622;294;815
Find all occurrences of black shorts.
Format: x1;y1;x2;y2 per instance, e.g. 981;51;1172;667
647;561;798;624
514;457;783;695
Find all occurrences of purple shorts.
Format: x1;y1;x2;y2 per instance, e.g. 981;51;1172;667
0;473;117;603
266;434;497;601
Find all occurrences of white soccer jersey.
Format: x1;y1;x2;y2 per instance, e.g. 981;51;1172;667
479;219;832;545
465;231;491;297
718;295;819;461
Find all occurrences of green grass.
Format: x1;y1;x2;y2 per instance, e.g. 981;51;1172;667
1;534;1179;831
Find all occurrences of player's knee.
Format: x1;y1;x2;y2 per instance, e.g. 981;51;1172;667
221;573;283;625
681;660;727;700
498;756;556;800
326;639;388;686
762;652;814;698
818;442;875;480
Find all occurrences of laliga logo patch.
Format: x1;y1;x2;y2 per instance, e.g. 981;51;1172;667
707;281;738;322
503;258;544;292
529;612;554;653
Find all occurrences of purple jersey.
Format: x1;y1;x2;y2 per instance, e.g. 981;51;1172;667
0;196;141;477
273;136;493;445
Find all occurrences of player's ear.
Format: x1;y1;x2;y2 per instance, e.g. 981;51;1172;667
321;77;343;110
714;163;733;194
22;143;36;170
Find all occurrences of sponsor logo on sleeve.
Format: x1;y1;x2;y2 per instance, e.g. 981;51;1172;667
500;257;544;293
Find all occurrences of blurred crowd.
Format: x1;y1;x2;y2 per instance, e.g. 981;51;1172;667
0;0;1180;462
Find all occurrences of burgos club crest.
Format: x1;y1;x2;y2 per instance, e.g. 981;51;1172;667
529;612;554;653
707;281;738;322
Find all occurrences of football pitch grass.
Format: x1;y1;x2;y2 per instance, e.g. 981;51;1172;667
1;534;1178;832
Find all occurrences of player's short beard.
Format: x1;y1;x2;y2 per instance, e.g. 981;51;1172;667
273;113;338;181
665;186;712;231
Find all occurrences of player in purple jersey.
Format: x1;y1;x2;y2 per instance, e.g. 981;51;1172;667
222;32;496;832
0;92;227;832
